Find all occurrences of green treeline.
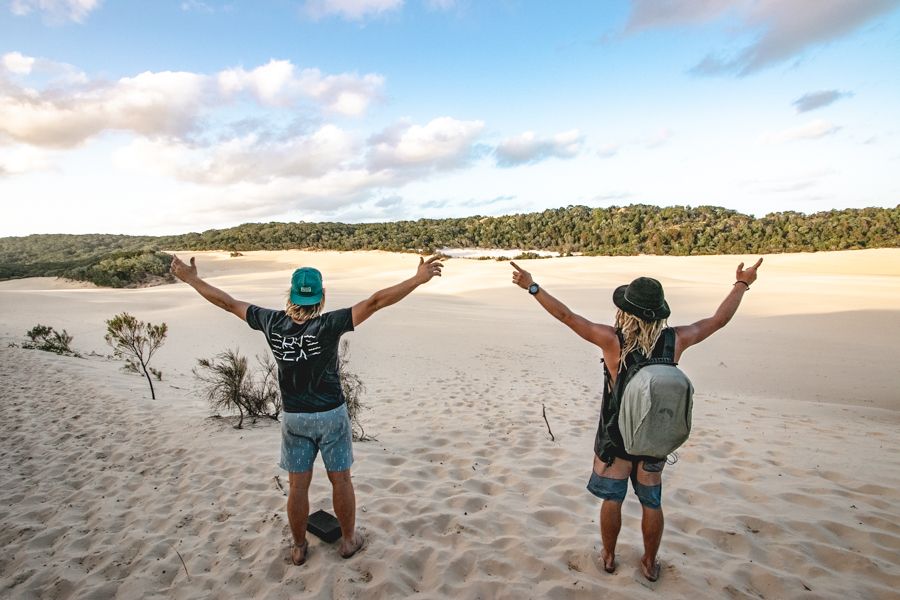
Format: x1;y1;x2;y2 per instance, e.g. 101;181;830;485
1;205;897;286
0;241;173;288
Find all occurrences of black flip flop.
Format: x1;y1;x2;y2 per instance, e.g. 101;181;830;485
291;540;309;566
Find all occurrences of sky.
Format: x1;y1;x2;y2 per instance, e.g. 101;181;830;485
1;0;899;237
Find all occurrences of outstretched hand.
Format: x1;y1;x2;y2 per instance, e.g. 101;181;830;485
736;257;763;287
510;261;534;289
170;255;198;283
415;255;444;284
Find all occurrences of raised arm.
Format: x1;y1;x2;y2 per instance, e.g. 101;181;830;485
170;255;250;321
510;262;617;349
675;258;763;354
351;256;443;327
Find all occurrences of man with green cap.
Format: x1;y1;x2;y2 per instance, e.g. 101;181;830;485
510;258;763;582
171;254;444;565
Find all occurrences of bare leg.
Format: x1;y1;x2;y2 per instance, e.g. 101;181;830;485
640;506;664;579
327;469;364;558
600;500;623;570
287;470;313;565
593;456;632;572
635;461;664;581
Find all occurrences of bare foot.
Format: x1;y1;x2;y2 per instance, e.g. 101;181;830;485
339;530;366;559
640;557;660;582
291;540;309;566
600;548;616;574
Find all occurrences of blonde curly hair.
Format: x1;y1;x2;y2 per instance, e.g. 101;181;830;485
615;309;667;370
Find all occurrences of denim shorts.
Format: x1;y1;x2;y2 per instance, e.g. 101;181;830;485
586;460;664;509
280;404;354;473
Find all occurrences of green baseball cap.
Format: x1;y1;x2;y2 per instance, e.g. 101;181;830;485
290;267;323;306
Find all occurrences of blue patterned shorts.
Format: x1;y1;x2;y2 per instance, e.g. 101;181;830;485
280;404;354;473
586;460;664;509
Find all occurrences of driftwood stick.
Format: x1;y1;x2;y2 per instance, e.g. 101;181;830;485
171;544;191;580
542;403;555;442
274;474;287;496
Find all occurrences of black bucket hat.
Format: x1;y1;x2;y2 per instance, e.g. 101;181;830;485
613;277;670;321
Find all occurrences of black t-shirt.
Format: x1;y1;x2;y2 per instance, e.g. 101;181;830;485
246;306;354;413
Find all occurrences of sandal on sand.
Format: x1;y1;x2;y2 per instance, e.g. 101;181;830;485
291;540;309;566
600;549;616;574
339;532;366;559
641;559;661;582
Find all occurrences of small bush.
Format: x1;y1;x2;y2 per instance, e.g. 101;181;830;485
511;252;551;260
339;340;374;442
23;324;79;356
195;349;281;429
105;312;167;399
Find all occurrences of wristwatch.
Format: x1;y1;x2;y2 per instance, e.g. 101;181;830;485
528;282;540;295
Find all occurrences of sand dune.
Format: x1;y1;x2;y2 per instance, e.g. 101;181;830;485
1;249;899;599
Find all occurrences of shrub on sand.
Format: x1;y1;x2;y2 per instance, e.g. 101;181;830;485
23;324;79;357
104;312;167;399
194;349;281;429
339;340;374;442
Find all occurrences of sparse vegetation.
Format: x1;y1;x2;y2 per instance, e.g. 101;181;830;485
511;252;551;260
339;340;374;442
22;324;79;357
194;349;281;429
105;312;168;399
64;251;175;288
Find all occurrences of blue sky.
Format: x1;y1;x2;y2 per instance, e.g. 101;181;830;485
1;0;899;236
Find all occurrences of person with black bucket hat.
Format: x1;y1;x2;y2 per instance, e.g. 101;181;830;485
511;258;763;582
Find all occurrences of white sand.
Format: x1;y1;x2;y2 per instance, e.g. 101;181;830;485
1;249;899;599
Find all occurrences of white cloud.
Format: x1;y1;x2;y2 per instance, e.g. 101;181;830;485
2;52;35;75
0;56;384;147
304;0;403;20
760;120;840;144
0;145;52;175
626;0;737;29
495;129;583;167
793;90;852;113
111;116;487;220
0;51;86;84
121;116;484;215
597;143;620;158
153;168;398;227
296;69;385;116
642;127;673;149
592;128;671;158
368;117;485;170
9;0;101;23
115;125;358;185
626;0;900;75
218;60;297;106
218;61;384;115
0;70;208;147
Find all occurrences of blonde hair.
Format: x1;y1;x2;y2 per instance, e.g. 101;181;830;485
615;309;667;370
285;291;323;323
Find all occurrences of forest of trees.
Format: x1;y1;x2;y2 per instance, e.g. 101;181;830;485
1;204;897;286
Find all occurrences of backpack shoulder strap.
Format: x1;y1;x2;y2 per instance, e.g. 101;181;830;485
660;327;675;362
656;327;677;362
